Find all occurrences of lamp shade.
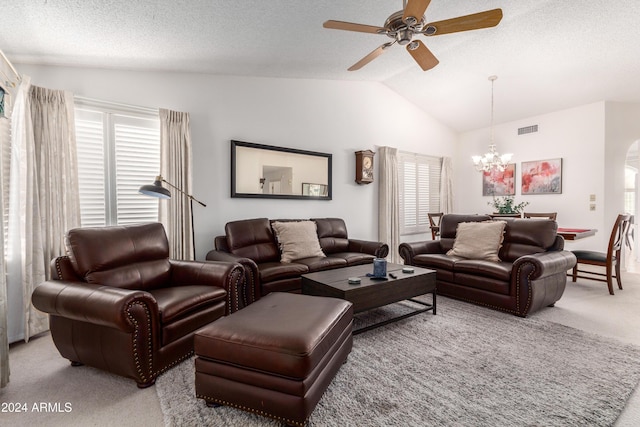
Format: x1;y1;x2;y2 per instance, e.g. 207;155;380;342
139;176;171;199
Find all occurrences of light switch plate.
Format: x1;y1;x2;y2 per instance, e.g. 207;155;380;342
590;204;596;211
590;194;596;202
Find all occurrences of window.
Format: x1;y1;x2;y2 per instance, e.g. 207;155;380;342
0;82;14;256
399;151;441;235
75;99;160;227
625;165;636;217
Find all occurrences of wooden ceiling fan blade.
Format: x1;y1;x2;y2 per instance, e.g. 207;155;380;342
323;20;386;34
424;9;503;36
406;40;439;71
348;43;394;71
403;0;432;25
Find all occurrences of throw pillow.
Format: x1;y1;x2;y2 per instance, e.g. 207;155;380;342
271;221;326;263
446;220;507;262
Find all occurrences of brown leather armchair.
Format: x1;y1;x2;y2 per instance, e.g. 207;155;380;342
31;223;244;388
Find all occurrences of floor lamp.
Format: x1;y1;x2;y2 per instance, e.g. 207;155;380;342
139;175;206;259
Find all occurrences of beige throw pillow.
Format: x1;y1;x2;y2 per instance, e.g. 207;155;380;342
446;221;507;262
272;221;326;263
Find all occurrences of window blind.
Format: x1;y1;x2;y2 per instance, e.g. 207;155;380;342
399;151;441;235
75;109;107;227
113;116;161;225
75;104;160;227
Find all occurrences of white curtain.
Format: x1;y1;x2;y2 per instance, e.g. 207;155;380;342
0;198;6;388
9;78;80;343
440;156;454;213
0;106;8;389
159;109;194;260
378;146;400;263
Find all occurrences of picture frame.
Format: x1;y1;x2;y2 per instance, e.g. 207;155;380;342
482;163;515;196
521;158;562;194
231;140;332;200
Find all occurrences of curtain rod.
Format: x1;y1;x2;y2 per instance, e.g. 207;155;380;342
74;95;159;115
0;48;21;88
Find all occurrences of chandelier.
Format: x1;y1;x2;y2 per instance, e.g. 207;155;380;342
472;75;512;172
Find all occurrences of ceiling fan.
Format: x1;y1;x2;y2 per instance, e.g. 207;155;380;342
323;0;503;71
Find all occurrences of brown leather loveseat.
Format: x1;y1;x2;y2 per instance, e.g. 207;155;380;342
31;222;244;388
206;217;389;305
399;214;577;317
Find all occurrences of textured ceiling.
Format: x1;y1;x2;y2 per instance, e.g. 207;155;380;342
2;0;640;132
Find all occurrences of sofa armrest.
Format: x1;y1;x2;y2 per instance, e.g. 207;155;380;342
347;239;389;258
50;256;81;280
513;251;577;280
214;235;230;252
550;235;565;251
205;250;261;307
399;241;443;265
31;281;158;331
170;260;245;313
511;250;577;316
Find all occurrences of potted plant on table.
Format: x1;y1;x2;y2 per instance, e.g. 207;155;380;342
489;196;529;214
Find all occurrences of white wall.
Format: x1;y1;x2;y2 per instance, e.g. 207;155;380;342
18;64;457;258
458;102;607;250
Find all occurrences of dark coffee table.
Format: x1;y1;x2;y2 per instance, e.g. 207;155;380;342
301;263;436;334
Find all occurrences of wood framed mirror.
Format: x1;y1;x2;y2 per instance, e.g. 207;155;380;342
231;140;332;200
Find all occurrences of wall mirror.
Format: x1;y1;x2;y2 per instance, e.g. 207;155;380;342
231;140;332;200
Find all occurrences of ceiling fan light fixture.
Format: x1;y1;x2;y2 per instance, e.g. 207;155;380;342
396;29;413;45
408;41;420;50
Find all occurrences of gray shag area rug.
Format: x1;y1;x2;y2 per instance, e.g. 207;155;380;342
156;297;640;426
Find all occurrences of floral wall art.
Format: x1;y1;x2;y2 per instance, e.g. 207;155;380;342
482;163;515;196
521;158;562;194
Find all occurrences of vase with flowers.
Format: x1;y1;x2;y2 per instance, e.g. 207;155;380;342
489;196;529;214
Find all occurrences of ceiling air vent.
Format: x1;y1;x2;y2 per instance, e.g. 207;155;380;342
518;125;538;135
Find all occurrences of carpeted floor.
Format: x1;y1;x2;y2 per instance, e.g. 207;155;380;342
6;273;640;426
156;297;640;427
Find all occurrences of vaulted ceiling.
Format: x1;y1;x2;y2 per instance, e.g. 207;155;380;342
2;0;640;132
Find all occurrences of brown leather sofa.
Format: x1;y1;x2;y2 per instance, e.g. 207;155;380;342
31;222;244;388
399;214;577;317
206;217;389;305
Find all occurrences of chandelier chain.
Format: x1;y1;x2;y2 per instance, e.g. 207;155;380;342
490;75;495;145
472;75;512;173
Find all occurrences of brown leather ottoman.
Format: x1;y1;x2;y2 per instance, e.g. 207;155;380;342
194;292;353;426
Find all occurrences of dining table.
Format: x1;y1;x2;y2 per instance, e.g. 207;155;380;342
557;228;597;240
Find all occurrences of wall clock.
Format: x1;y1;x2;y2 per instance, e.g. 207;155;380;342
355;150;375;184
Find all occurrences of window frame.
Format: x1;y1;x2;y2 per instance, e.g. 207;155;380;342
74;97;161;227
398;151;442;236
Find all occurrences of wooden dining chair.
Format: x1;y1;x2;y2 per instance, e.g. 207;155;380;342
428;213;443;240
625;215;634;250
570;213;632;295
524;212;557;220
